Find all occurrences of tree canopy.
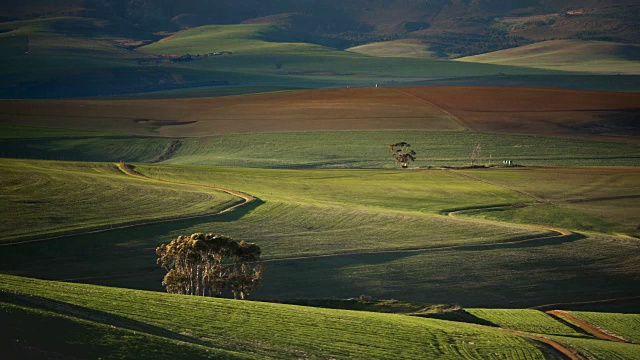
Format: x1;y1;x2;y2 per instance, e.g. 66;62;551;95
156;233;265;300
390;142;416;168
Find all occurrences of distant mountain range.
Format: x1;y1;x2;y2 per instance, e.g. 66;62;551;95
2;0;638;55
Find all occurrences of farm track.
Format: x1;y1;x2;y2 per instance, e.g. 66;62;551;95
498;328;584;360
546;310;631;343
0;163;255;247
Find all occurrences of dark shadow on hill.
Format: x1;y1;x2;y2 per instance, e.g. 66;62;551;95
451;232;586;252
413;308;499;327
0;290;210;348
575;108;640;136
543;311;593;337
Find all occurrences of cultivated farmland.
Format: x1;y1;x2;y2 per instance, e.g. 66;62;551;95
2;3;640;358
0;274;566;360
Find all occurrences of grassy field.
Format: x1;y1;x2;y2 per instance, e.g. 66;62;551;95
0;159;239;242
456;167;640;237
548;336;640;360
140;24;554;81
457;40;640;74
2;129;639;167
464;309;587;337
0;18;571;98
0;302;246;359
167;131;640;168
437;308;640;358
568;312;640;343
347;39;445;59
2;161;639;308
0;274;560;359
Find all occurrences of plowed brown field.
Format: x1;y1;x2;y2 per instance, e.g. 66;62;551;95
1;87;638;140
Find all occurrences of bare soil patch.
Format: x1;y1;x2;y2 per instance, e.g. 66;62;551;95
1;87;638;140
400;86;640;142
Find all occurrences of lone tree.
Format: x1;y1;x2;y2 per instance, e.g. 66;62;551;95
390;142;416;168
156;233;265;299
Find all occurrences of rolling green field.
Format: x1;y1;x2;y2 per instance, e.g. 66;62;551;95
346;39;445;59
0;274;565;359
0;17;574;98
464;309;586;337
140;23;554;82
2;7;640;359
1;159;639;309
456;167;640;237
0;159;239;242
548;336;640;360
457;40;640;74
438;308;640;359
2;126;640;167
568;312;640;343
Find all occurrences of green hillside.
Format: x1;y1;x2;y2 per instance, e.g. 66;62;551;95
456;40;640;74
140;24;555;81
465;309;586;337
547;336;640;360
347;39;446;59
0;274;562;359
0;159;239;242
442;308;640;359
3;128;640;168
569;312;640;343
1;18;637;98
2;160;638;308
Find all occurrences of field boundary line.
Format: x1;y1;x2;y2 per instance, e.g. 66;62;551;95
0;163;255;247
393;88;472;130
546;310;632;343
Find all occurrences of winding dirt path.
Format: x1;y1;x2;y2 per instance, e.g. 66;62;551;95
546;310;630;343
460;321;583;360
117;162;254;211
501;328;585;360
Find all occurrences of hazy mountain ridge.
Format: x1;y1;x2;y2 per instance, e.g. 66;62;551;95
2;0;638;53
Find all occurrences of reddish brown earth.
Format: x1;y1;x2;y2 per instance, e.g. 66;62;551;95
1;87;638;140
